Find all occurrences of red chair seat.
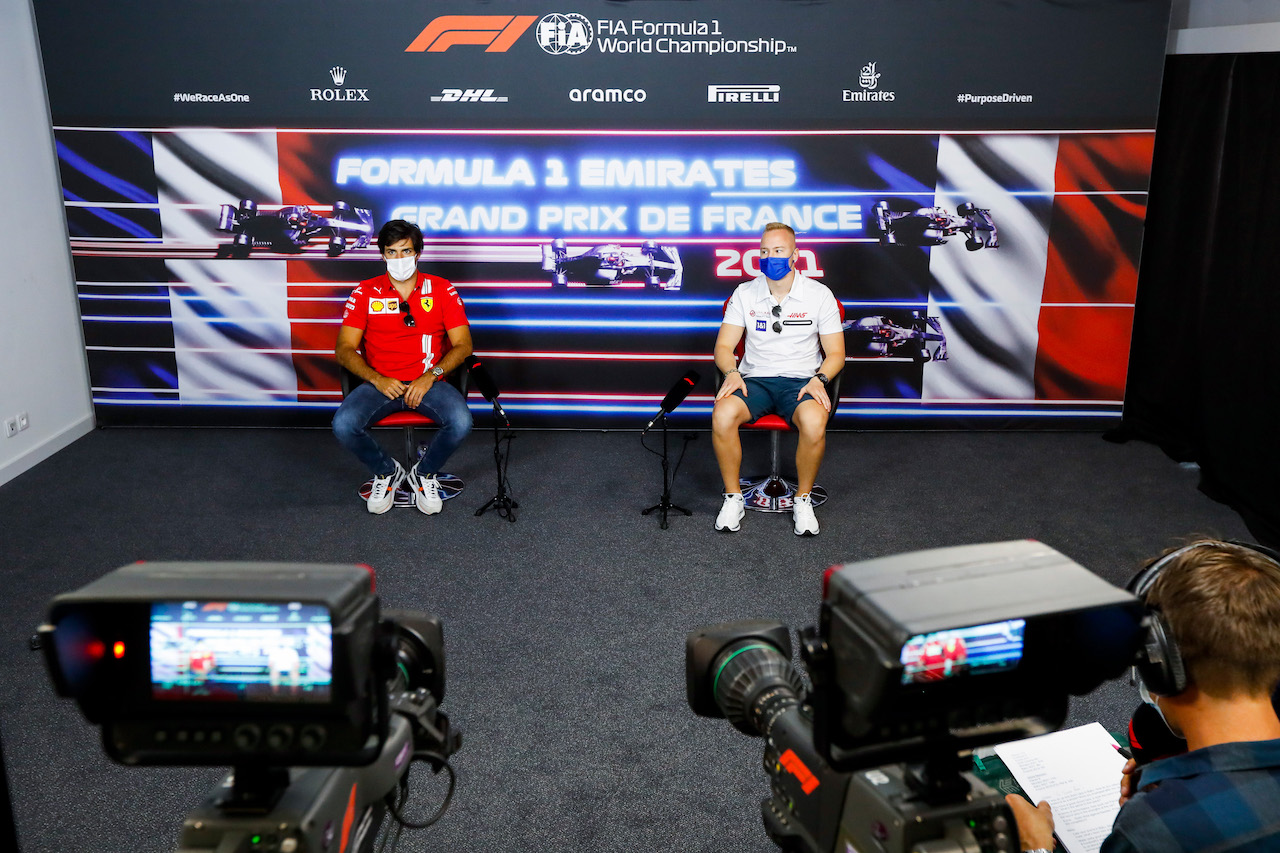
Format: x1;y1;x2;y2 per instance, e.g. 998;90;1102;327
744;414;791;432
372;412;437;428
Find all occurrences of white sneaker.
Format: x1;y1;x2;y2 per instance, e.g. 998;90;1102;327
715;493;745;532
367;460;405;514
793;493;819;536
409;467;443;515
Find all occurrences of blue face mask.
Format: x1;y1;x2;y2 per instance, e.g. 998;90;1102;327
1137;673;1181;737
760;256;792;281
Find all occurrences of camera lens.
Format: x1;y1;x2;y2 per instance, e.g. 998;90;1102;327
712;640;805;736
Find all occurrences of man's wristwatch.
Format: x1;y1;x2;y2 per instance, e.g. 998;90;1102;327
724;368;740;377
814;372;829;386
430;366;444;378
1023;848;1053;853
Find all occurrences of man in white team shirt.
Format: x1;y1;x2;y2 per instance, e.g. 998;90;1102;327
711;223;845;536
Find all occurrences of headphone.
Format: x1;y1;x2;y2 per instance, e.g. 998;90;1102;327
1127;539;1280;696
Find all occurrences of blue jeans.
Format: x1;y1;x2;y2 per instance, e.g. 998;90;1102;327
332;380;473;477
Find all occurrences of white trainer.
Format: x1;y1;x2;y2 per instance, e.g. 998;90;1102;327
793;492;819;536
409;467;443;515
367;460;405;514
715;492;745;532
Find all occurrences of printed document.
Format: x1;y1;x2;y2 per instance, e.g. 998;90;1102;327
994;723;1126;853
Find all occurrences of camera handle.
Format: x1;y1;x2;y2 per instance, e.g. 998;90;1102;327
177;715;420;852
223;765;291;813
904;752;973;806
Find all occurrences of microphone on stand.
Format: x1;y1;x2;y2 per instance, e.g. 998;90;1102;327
643;370;700;434
468;355;518;521
467;356;509;425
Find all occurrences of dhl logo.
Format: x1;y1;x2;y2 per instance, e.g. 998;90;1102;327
406;15;538;53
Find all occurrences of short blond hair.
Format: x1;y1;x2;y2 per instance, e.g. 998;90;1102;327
1145;540;1280;697
762;222;795;241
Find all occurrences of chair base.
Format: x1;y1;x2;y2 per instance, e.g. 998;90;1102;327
739;475;827;513
358;473;465;508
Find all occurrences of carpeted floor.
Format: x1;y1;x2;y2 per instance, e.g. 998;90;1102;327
0;428;1251;852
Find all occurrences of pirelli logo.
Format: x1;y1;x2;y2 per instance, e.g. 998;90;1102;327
708;84;780;103
406;15;538;52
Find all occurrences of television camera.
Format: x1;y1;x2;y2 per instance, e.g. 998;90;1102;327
686;540;1145;853
37;561;461;852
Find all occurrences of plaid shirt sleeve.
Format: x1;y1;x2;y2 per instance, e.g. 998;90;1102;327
1100;740;1280;851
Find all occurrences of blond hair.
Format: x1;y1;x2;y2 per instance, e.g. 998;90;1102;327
1146;540;1280;697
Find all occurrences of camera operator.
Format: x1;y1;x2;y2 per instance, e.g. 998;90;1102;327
1006;540;1280;852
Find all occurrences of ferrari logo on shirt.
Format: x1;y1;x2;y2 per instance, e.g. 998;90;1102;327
421;297;434;312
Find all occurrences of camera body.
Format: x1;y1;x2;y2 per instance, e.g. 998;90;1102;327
40;561;388;766
687;540;1146;853
39;561;458;852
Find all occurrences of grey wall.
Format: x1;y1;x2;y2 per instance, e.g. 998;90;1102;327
1171;0;1280;52
0;0;94;487
1174;0;1280;28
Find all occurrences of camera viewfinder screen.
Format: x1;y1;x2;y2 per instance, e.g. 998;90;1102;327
899;618;1025;685
150;601;333;702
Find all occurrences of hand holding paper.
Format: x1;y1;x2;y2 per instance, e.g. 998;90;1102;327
995;723;1127;853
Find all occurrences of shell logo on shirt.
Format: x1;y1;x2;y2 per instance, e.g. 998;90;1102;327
369;299;401;314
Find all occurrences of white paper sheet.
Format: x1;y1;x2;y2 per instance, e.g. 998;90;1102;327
994;723;1127;853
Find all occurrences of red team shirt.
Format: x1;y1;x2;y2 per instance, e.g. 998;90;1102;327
341;272;469;381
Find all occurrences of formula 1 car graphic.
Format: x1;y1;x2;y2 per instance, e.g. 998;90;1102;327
843;312;949;362
874;201;998;251
216;200;374;258
541;239;682;290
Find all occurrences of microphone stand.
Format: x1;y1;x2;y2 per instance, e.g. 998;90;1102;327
475;401;518;522
641;412;693;530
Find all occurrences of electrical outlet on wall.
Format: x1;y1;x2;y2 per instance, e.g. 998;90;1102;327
3;418;16;438
16;411;29;431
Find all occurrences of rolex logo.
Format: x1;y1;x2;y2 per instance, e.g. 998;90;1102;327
311;65;369;102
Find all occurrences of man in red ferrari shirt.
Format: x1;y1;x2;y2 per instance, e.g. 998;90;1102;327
333;220;473;514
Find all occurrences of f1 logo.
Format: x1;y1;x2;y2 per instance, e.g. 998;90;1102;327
405;15;538;52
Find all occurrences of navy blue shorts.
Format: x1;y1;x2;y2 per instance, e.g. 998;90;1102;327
732;376;817;425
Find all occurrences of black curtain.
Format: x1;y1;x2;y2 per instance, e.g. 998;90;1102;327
1113;53;1280;546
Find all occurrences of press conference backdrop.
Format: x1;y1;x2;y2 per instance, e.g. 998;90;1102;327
35;0;1172;428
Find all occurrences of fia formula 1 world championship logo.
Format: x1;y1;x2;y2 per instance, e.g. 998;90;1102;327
537;13;594;54
405;15;537;52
